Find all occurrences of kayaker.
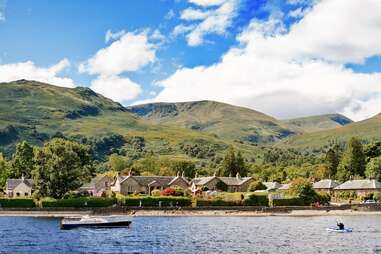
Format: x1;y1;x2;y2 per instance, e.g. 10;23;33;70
337;222;344;230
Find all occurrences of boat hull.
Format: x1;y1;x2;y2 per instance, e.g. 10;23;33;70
61;221;132;230
326;227;353;233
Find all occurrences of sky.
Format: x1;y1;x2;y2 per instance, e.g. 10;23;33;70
1;0;381;121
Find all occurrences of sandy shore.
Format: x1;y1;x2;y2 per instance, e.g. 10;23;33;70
1;209;381;217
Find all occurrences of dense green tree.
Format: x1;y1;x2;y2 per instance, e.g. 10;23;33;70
170;160;196;178
365;157;381;181
32;138;95;198
324;148;339;178
0;153;9;188
108;154;130;172
364;142;381;162
10;141;34;178
289;177;317;204
336;137;366;182
222;147;247;176
248;180;267;191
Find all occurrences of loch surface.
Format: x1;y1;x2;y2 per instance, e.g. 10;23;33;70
0;215;380;253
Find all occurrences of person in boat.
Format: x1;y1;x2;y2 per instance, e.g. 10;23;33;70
337;221;344;230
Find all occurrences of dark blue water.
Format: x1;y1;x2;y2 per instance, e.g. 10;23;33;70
0;215;380;253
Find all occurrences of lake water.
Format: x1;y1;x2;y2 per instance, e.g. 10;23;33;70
0;215;380;253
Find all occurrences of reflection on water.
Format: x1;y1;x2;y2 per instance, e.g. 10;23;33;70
0;215;381;253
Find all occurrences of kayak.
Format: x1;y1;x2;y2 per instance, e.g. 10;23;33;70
326;227;353;233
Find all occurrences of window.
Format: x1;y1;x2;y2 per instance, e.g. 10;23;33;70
16;192;20;197
25;193;29;196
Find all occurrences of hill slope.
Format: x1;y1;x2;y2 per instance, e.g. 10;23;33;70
0;80;258;162
283;114;353;133
281;114;381;149
127;101;299;143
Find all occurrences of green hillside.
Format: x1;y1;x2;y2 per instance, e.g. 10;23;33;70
127;101;299;143
281;114;381;149
283;114;353;133
0;80;259;162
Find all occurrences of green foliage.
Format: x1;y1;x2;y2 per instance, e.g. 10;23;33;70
324;148;339;178
365;157;381;181
335;191;357;200
315;192;331;205
116;195;191;207
32;138;95;198
337;137;366;181
170;160;196;178
10;141;34;178
196;199;242;206
248;181;267;192
108;154;130;172
272;198;305;206
40;197;116;207
0;198;35;208
0;153;9;188
243;193;269;206
289;177;317;205
222;147;247;176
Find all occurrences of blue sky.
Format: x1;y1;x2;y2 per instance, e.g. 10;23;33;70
1;0;381;121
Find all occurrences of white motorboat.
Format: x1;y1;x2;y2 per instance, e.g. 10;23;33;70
60;215;132;230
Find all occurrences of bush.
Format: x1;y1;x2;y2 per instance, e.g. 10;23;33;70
248;181;267;192
314;192;331;205
40;197;116;207
335;191;357;200
116;195;191;207
160;187;176;196
289;177;316;205
272;198;305;206
0;198;35;208
151;189;161;196
243;193;269;206
173;186;185;196
197;199;242;206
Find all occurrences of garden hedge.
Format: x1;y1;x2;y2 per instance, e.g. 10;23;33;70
243;194;269;206
41;197;116;208
116;195;191;207
196;199;242;206
272;198;305;206
0;198;35;208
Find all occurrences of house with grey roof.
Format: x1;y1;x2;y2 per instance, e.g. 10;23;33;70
192;173;253;192
5;176;34;198
313;179;339;194
334;179;381;196
111;171;190;195
263;182;282;192
79;175;114;196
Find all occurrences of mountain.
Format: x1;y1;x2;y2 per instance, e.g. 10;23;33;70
127;101;299;143
0;80;255;161
281;114;381;149
282;114;353;133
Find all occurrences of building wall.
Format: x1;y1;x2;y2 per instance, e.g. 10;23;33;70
238;179;253;192
198;178;221;191
12;183;32;198
120;177;145;195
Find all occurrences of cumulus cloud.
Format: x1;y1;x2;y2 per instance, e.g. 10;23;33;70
79;31;156;76
0;59;75;87
151;0;381;121
105;29;126;43
174;0;240;46
90;75;142;103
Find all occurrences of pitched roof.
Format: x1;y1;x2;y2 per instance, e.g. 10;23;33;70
278;184;290;190
313;179;339;189
81;175;106;188
120;175;178;187
334;180;381;190
218;177;252;186
6;179;34;190
263;182;282;190
192;176;216;186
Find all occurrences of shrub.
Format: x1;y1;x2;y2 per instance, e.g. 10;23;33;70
314;192;331;205
374;192;381;201
151;189;161;196
40;197;116;207
289;177;316;205
197;199;241;206
0;198;35;208
272;198;305;206
173;186;185;196
243;193;269;206
160;187;176;196
248;181;267;192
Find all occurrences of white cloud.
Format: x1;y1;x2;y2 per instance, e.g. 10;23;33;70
90;75;141;102
0;59;75;87
79;31;156;76
165;9;176;20
189;0;226;7
150;29;166;42
174;0;240;46
180;8;210;21
0;0;6;21
105;29;126;43
288;7;311;18
151;0;381;121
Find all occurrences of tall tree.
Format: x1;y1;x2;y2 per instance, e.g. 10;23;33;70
32;138;95;198
0;153;9;188
324;148;339;178
223;146;236;176
365;157;381;181
235;151;247;176
336;137;366;182
10;141;34;178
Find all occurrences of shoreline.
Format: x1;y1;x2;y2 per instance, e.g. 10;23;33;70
1;209;381;218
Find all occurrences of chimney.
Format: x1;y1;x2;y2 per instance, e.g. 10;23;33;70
21;174;25;182
177;171;180;177
181;171;185;178
213;171;217;177
236;172;241;180
128;170;132;176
